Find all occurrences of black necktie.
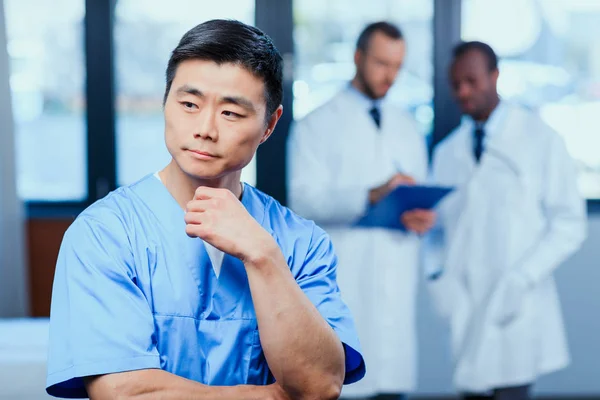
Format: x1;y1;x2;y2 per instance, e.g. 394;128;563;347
369;105;381;129
473;125;485;163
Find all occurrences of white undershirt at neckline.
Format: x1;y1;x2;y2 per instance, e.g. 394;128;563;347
153;172;224;277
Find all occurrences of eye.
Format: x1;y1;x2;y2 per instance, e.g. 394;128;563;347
222;110;243;118
182;102;197;110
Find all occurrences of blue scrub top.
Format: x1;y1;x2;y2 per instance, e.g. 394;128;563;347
46;174;365;398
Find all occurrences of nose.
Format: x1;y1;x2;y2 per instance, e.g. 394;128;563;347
455;82;472;101
386;65;399;85
194;108;218;142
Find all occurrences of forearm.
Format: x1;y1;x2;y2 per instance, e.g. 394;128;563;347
245;248;345;400
85;369;266;400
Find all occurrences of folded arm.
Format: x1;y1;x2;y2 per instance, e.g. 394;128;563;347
185;188;347;400
243;246;346;400
85;369;290;400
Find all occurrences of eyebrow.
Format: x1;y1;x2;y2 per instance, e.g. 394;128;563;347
176;84;203;98
221;96;256;114
175;84;256;113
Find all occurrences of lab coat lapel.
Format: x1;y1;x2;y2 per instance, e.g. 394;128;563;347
378;102;410;175
335;92;393;187
441;123;477;276
483;105;526;177
452;106;532;382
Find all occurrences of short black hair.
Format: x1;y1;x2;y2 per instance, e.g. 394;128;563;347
452;41;498;71
356;21;404;52
164;19;283;118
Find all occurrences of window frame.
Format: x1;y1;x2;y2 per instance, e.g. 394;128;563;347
26;0;117;217
25;0;599;217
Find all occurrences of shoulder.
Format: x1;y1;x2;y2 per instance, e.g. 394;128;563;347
434;122;469;161
386;103;423;135
296;91;347;127
247;185;321;237
507;103;562;148
64;176;153;247
384;102;414;121
245;185;331;261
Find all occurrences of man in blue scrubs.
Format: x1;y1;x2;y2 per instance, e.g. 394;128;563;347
46;19;365;399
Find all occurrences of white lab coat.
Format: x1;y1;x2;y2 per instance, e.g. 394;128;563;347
428;102;587;393
287;87;428;396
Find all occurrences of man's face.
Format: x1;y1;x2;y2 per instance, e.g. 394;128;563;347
163;60;281;180
355;31;406;99
450;50;499;120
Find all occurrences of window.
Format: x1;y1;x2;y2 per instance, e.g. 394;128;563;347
5;0;86;201
114;0;257;187
462;0;600;199
293;0;434;135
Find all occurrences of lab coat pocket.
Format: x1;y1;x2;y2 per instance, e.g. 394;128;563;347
489;275;531;327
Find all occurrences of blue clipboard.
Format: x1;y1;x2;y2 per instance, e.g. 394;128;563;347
355;185;454;230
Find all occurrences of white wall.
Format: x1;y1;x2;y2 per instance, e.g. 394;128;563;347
415;214;600;396
0;0;28;317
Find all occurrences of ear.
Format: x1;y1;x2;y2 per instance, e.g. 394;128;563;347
354;49;363;66
259;105;284;144
491;68;499;85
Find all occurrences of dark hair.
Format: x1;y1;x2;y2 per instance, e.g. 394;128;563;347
164;19;283;118
356;21;404;52
452;41;498;71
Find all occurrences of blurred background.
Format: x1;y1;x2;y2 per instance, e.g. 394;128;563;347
0;0;599;399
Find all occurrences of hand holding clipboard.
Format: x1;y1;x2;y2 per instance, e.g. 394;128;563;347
356;185;454;231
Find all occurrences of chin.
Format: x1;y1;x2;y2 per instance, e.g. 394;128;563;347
184;168;226;181
175;161;223;180
374;89;389;99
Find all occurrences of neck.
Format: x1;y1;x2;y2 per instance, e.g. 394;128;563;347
351;76;376;100
159;159;243;209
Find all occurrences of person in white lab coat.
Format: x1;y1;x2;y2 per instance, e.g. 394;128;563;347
287;22;436;400
428;41;587;400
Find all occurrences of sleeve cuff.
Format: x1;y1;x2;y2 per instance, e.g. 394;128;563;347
330;325;366;385
342;343;366;384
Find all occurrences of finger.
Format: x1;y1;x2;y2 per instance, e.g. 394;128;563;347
186;199;214;212
420;224;434;234
398;174;416;184
410;209;434;218
185;224;215;243
411;212;436;225
392;176;415;186
412;215;434;226
400;216;414;226
412;221;431;234
194;186;228;200
400;216;410;227
401;210;421;219
185;222;212;240
184;211;205;225
404;216;429;227
403;209;435;220
403;220;423;232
